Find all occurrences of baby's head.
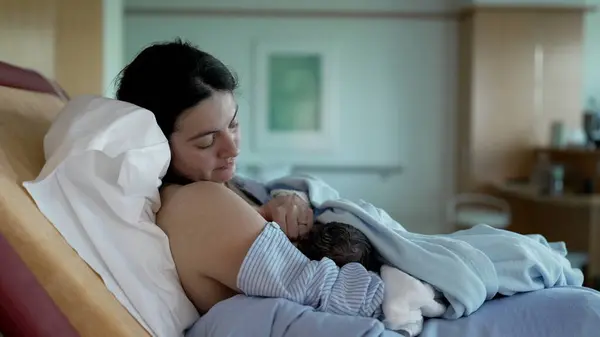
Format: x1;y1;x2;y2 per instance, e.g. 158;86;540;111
296;222;381;272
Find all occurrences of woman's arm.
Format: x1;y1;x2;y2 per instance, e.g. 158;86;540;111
159;182;383;317
159;182;265;291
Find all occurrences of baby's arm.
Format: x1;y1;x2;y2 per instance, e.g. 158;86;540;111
239;222;383;317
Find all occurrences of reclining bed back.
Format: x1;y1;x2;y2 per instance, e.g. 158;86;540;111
0;61;149;337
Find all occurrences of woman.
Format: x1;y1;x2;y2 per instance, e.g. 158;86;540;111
115;39;383;316
116;39;312;240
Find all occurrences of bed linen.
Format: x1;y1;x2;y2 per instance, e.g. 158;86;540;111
262;175;584;318
420;286;600;337
186;286;600;337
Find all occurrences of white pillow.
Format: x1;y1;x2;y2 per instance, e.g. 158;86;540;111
23;95;199;337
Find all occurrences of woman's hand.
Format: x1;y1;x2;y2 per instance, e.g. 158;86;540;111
258;194;314;241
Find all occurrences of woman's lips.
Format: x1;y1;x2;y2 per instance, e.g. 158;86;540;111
217;162;234;170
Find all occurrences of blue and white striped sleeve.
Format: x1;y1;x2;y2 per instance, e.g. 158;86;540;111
237;222;384;318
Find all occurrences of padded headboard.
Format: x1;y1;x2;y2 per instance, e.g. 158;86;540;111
0;61;68;100
0;61;149;337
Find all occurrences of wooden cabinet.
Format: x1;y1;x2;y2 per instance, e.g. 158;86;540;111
0;0;105;96
0;0;58;78
496;182;600;288
456;7;587;192
55;0;104;97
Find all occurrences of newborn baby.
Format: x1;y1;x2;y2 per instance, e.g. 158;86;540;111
265;189;380;272
296;221;382;273
295;222;444;337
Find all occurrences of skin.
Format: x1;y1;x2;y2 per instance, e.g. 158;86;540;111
157;90;313;313
158;181;267;313
168;91;241;183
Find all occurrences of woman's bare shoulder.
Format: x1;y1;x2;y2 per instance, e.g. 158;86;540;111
161;181;243;209
159;182;223;220
158;181;264;228
161;181;227;206
157;181;268;293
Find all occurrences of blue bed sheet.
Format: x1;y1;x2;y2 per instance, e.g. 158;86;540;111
186;287;600;337
421;286;600;337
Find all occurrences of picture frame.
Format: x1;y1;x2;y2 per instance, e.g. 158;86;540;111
252;40;340;154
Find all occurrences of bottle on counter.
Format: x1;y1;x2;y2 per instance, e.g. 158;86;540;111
547;165;565;196
531;152;551;193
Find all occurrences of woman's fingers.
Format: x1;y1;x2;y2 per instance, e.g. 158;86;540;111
298;222;310;238
301;207;314;237
271;205;286;229
285;204;300;240
263;194;314;241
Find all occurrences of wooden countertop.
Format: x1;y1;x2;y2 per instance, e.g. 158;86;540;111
536;147;600;156
495;183;600;207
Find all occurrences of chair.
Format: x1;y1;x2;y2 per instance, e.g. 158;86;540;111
447;193;511;229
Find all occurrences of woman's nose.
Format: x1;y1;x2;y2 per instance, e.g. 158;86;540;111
219;132;239;158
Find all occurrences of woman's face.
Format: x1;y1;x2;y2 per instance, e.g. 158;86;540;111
169;91;240;183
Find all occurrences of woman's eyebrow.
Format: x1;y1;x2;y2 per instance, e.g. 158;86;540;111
188;129;217;141
230;105;239;123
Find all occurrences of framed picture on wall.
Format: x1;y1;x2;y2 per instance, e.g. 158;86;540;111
252;40;340;153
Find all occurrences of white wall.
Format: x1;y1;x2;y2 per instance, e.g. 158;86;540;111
124;0;457;234
103;0;124;98
126;0;458;12
461;0;589;5
122;0;599;234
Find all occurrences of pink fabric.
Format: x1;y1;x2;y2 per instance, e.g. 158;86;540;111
0;233;80;337
0;61;68;98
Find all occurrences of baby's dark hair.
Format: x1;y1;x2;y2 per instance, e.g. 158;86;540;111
297;222;381;272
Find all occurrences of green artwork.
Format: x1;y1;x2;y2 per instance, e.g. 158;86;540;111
267;54;322;132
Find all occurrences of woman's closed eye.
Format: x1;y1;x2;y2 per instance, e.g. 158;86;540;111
194;120;237;149
195;134;215;149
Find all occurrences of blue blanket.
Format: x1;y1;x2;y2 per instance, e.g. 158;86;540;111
264;174;584;318
187;287;600;337
186;175;594;337
420;286;600;337
187;295;400;337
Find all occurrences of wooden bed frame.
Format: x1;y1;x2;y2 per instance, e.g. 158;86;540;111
0;61;149;337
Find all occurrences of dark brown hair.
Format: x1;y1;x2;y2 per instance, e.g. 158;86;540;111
115;39;238;184
297;222;381;272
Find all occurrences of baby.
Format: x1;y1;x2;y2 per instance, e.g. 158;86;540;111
296;221;382;273
266;188;381;272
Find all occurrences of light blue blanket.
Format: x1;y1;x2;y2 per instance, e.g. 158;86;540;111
187;295;400;337
420;286;600;337
265;174;585;318
187;287;600;337
186;174;595;337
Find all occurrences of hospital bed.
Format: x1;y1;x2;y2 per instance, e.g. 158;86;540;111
0;60;599;337
0;61;148;336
